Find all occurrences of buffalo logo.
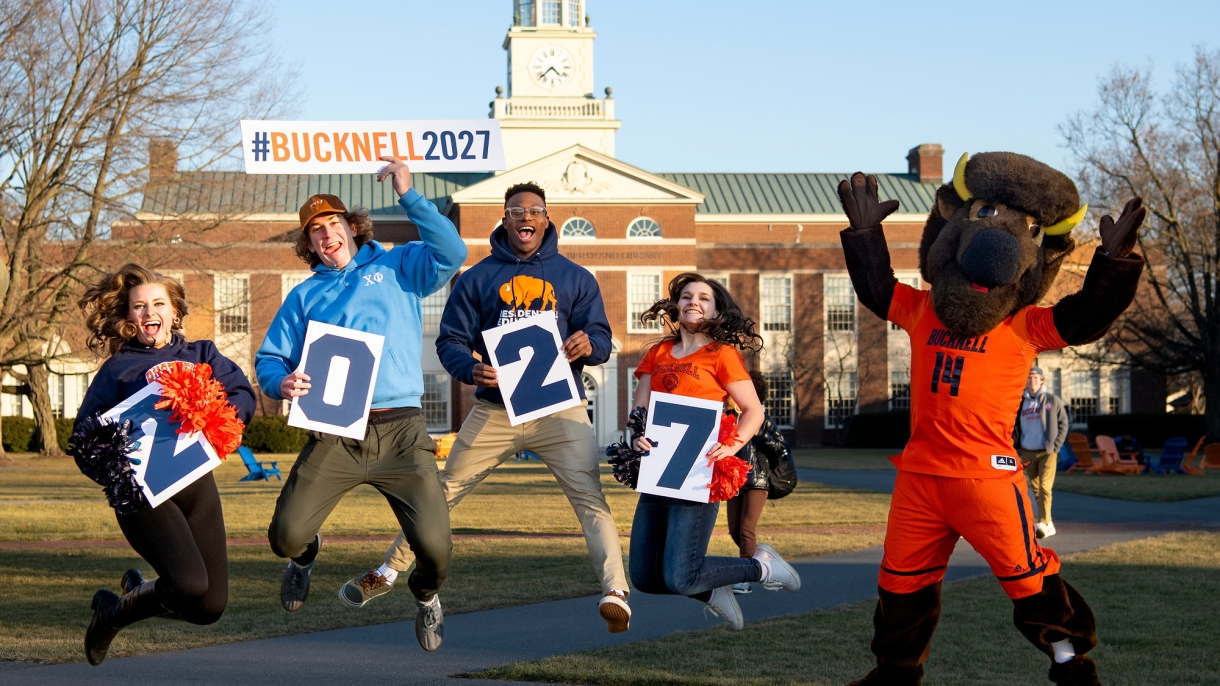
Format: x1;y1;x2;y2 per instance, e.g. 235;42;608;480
499;276;557;311
661;374;679;392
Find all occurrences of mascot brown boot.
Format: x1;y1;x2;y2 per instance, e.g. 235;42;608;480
1012;574;1102;686
847;583;941;686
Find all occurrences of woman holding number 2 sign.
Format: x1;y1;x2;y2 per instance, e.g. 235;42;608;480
627;273;801;630
72;264;256;666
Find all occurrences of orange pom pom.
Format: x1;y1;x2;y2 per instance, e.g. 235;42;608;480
708;456;750;502
717;412;740;447
153;361;245;458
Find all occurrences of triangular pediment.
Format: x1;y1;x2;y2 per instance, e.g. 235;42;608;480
449;145;704;206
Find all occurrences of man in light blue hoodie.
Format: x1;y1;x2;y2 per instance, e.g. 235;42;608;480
255;156;466;652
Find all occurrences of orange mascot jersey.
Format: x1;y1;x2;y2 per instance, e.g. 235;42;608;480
882;283;1068;599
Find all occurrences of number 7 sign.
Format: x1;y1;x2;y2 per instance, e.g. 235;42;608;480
636;392;723;503
482;311;582;426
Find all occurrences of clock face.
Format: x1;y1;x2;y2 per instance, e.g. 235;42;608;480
530;46;574;89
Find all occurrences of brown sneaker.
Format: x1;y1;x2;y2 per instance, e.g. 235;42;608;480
598;590;631;633
339;570;394;608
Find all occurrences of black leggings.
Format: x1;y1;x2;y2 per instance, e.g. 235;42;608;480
114;472;228;625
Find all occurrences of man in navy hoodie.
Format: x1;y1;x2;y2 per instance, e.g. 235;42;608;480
255;156;466;652
341;182;632;633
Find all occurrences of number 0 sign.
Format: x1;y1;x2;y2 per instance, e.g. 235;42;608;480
482;311;582;426
101;383;222;509
288;321;385;439
636;392;723;503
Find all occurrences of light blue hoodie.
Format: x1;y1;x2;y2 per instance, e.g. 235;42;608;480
256;188;467;409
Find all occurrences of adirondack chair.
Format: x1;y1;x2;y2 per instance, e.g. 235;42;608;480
1065;433;1100;473
1094;435;1140;475
1198;443;1220;473
237;446;282;482
1182;437;1206;475
432;433;457;460
1152;437;1189;475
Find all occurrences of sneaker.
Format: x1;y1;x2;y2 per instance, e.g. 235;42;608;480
753;543;801;592
1036;522;1057;539
598;590;631;633
340;570;394;608
281;534;320;612
704;586;744;630
731;582;752;594
415;594;444;652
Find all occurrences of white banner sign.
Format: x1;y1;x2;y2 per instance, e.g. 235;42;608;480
102;383;222;509
636;392;723;503
482;311;581;426
239;119;505;174
288;321;385;439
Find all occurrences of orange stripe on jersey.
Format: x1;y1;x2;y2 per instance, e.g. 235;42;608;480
887;283;1068;479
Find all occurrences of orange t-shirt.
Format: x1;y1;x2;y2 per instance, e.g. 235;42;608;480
634;340;751;403
888;283;1068;479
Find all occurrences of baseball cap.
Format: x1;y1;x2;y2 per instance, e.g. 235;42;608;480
1029;366;1044;377
298;194;346;230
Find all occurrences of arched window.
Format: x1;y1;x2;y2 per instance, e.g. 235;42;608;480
561;217;596;238
627;217;662;238
582;372;597;428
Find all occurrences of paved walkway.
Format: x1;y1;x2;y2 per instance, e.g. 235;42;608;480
4;469;1215;685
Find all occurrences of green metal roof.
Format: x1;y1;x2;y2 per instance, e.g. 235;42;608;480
139;172;493;217
654;173;938;215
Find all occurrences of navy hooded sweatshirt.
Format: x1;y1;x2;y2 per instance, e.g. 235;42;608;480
438;222;612;405
75;335;257;431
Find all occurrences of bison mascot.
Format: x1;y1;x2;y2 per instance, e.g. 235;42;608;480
837;153;1145;686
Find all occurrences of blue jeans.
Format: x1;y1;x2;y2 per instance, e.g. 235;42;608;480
629;493;762;602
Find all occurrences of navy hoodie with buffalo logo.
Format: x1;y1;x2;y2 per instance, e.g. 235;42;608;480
438;222;612;405
74;335;257;432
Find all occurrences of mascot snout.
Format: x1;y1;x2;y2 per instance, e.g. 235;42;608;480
960;229;1021;291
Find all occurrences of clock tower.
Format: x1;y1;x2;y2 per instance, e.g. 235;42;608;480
492;0;621;169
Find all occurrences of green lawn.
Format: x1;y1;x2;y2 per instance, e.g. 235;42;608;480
0;454;890;664
474;531;1220;686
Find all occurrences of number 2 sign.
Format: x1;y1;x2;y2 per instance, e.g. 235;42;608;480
482;311;582;426
101;383;222;509
635;392;723;503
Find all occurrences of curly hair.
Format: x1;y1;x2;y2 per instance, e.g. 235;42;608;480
78;263;189;358
294;207;375;268
504;181;546;205
640;272;763;353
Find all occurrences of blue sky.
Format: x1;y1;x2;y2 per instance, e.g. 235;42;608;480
269;0;1219;175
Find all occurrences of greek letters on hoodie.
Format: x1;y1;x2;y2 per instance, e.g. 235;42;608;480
255;189;467;409
437;221;612;405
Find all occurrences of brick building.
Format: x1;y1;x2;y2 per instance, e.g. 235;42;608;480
6;0;1159;444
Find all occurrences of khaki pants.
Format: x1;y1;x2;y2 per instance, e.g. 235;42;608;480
384;399;628;593
1020;449;1056;525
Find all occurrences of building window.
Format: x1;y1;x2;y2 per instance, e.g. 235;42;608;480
540;0;560;24
825;275;855;332
628;273;662;332
422;283;449;336
215;276;249;335
705;275;729;290
567;0;581;26
516;0;534;25
1107;368;1130;415
282;272;310;302
49;373;64;418
889;371;911;410
892;276;920;330
627;217;662;239
1069;369;1100;424
628;371;640;412
825;372;857;429
561;217;596;238
761;275;792;332
422;373;451;432
764;369;795;429
582;372;597;427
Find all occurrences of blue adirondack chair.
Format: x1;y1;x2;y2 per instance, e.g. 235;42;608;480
1152;437;1189;475
237;446;282;481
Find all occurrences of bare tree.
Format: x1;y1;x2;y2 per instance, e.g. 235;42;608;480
0;0;294;454
1061;46;1220;439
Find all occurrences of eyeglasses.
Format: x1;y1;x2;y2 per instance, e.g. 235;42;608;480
506;206;546;220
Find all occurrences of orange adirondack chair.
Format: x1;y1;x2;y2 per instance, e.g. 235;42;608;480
1095;435;1141;475
1199;443;1220;473
1066;433;1100;473
1182;437;1206;475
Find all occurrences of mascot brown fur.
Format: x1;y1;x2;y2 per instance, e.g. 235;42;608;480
837;153;1146;686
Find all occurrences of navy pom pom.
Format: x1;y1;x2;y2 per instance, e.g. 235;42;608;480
605;406;647;488
70;415;147;514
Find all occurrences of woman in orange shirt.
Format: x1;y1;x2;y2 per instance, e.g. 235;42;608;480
629;273;801;630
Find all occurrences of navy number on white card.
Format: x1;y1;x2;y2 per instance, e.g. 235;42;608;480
494;324;571;415
652;401;719;489
124;394;211;497
298;334;377;426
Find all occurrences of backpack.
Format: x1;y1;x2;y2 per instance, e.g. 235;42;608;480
755;416;798;499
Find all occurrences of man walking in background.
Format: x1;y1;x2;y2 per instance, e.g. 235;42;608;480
1014;366;1070;539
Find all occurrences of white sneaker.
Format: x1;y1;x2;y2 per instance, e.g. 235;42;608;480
731;582;752;594
598;590;631;633
704;586;744;630
753;543;801;592
1036;522;1057;539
